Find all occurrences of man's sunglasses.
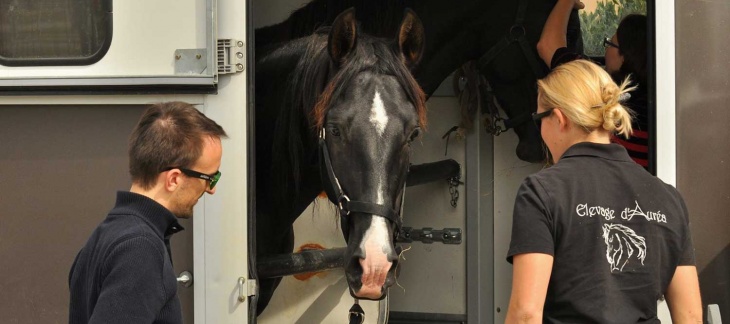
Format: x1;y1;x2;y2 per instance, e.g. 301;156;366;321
532;109;554;130
603;37;620;49
163;167;221;190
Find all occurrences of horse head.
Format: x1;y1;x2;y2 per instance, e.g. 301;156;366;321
314;8;426;300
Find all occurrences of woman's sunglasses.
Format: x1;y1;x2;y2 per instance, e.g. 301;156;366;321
532;109;554;130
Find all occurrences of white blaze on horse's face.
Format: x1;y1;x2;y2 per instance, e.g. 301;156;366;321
369;90;388;206
357;216;394;298
353;89;396;299
369;91;389;137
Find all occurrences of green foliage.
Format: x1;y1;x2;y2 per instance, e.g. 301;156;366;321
580;0;647;56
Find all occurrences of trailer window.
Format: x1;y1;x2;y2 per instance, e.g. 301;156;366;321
0;0;112;66
580;0;647;57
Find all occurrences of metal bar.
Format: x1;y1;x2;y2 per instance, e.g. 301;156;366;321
0;76;215;87
466;111;494;323
257;248;347;279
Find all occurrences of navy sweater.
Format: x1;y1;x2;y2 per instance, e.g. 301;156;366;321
69;191;184;324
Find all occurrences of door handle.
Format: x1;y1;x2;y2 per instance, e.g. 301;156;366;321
177;270;193;288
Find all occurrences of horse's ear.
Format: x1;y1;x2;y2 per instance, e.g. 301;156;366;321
328;8;358;64
396;8;425;69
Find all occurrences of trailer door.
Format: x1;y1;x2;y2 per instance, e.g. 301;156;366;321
0;1;251;323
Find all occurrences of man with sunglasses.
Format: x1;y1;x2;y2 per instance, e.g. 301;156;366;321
69;102;227;324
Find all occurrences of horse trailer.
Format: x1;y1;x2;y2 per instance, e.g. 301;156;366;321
0;0;726;323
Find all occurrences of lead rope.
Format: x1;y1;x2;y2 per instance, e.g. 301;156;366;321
349;299;365;324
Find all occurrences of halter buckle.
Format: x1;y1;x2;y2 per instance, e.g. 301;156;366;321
338;195;351;215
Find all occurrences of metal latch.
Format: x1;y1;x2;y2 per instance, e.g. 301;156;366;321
238;277;258;302
218;39;245;75
397;227;462;244
177;270;193;288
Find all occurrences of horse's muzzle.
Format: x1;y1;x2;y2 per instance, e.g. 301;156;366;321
344;249;398;300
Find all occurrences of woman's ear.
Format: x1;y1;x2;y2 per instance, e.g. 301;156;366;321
553;108;570;132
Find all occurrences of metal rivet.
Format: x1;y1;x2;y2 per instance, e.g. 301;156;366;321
237;41;244;47
196;54;202;59
236;63;244;70
237;52;243;58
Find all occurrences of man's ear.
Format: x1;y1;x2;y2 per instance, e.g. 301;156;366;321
164;169;182;192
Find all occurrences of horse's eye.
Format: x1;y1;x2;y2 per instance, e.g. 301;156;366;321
330;127;341;137
408;127;421;143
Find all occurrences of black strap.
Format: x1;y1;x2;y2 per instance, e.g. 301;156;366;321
502;111;532;130
477;36;511;71
515;0;529;25
349;303;365;324
319;136;344;205
517;35;547;79
319;133;403;241
342;200;400;226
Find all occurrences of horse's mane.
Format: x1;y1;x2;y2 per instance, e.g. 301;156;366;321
271;27;427;205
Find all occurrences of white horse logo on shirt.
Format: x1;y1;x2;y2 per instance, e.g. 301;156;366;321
602;223;647;272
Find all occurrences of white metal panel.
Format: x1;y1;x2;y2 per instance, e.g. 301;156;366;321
0;0;209;78
0;94;205;105
493;132;543;323
655;1;677;187
193;0;249;322
389;97;467;315
655;1;676;322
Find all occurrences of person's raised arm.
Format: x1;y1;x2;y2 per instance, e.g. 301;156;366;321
665;265;703;324
537;0;584;66
505;253;554;324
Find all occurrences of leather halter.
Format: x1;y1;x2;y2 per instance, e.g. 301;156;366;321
318;129;404;242
476;0;548;133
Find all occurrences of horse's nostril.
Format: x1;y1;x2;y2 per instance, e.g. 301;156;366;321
387;252;398;263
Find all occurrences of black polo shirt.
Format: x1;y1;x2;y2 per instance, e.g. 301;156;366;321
507;142;695;323
69;191;185;324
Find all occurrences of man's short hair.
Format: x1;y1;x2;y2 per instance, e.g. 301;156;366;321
128;101;227;189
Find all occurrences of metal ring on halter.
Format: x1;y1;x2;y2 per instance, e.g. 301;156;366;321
509;24;526;41
338;195;351;215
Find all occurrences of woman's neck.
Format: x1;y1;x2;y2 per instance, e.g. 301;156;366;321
553;128;612;163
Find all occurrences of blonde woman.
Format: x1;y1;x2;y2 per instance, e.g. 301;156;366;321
505;60;702;323
538;0;651;170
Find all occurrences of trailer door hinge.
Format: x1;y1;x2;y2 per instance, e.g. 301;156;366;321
238;277;257;302
247;278;258;297
217;39;245;75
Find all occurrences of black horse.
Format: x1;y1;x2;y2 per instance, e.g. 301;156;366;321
255;9;426;314
257;0;583;162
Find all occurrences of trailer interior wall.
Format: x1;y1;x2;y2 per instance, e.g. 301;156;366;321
675;0;730;318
